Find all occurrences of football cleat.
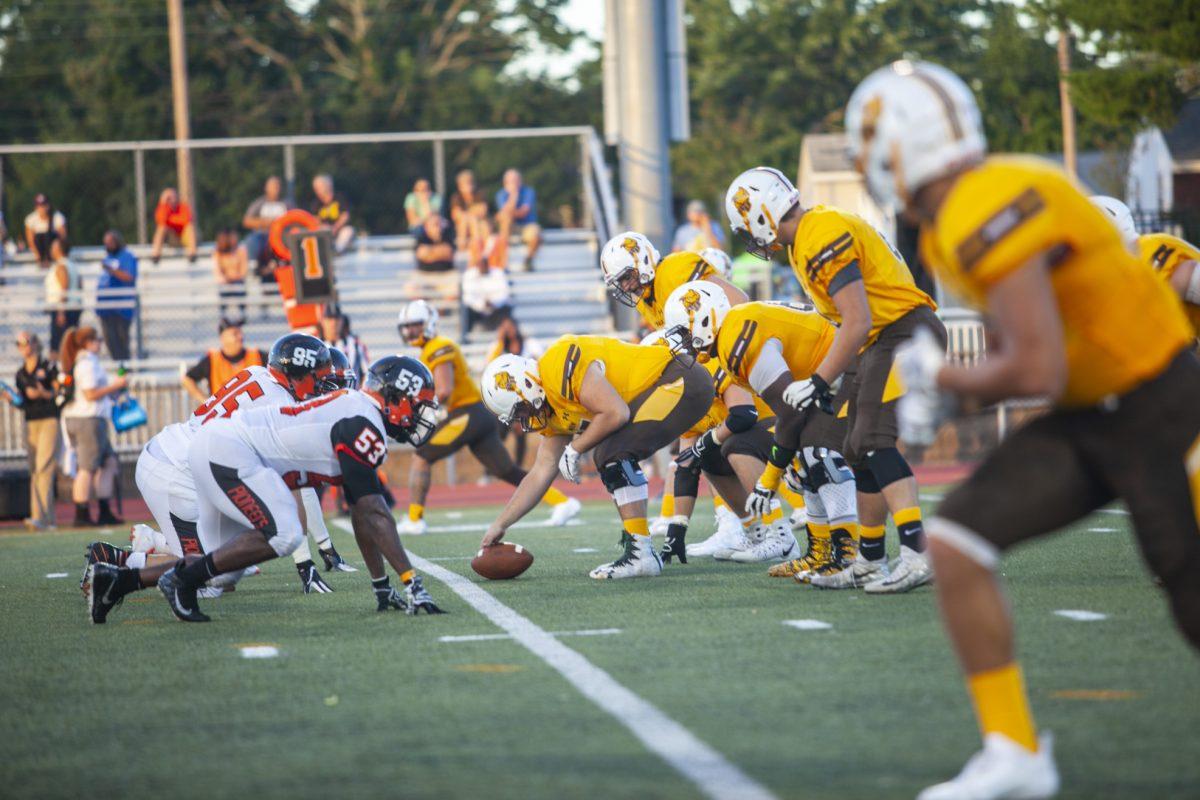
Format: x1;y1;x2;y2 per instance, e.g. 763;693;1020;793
197;586;225;599
711;525;756;561
404;575;446;614
864;545;932;594
809;551;887;590
129;523;163;553
319;545;357;572
547;497;582;527
375;584;408;612
157;567;211;623
730;520;799;563
297;560;334;594
590;533;663;579
917;733;1059;800
803;528;859;583
773;528;831;580
649;516;671;537
397;516;428;535
85;563;127;624
686;514;746;557
81;541;127;593
789;505;809;531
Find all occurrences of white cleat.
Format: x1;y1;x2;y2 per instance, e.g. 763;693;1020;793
864;545;932;594
809;552;888;589
547;497;582;527
589;534;662;580
686;515;745;558
397;516;428;536
918;733;1059;800
789;506;809;531
730;521;799;563
649;515;671;537
713;503;741;533
713;524;759;561
129;523;168;553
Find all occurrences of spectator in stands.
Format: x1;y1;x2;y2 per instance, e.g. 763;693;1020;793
24;194;68;268
404;178;442;232
150;187;197;263
495;168;542;271
60;326;125;527
415;214;456;272
213;228;249;316
671;199;725;252
462;266;512;333
242;176;290;272
181;315;268;403
318;305;370;379
44;239;82;358
311;174;355;253
449;169;495;269
9;332;60;531
97;230;138;361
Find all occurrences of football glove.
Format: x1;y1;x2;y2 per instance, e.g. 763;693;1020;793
745;481;775;518
895;326;945;396
782;374;834;413
674;429;719;468
895;327;950;446
661;519;688;565
558;443;582;484
374;583;408;612
784;459;807;495
404;575;446;615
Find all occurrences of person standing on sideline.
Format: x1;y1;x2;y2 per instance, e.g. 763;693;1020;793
44;239;82;359
60;327;127;527
96;230;138;361
181;316;268;403
9;332;60;531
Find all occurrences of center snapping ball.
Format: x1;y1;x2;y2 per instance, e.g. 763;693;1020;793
471;542;534;580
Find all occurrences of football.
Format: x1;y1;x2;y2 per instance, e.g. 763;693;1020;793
471;542;535;580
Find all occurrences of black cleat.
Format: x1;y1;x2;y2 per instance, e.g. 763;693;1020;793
297;560;333;594
81;541;128;593
375;585;408;612
86;563;128;624
157;567;211;623
661;523;688;565
404;575;445;615
319;545;357;573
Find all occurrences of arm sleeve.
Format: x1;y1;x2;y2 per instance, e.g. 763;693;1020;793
748;338;790;395
331;416;387;502
185;355;210;384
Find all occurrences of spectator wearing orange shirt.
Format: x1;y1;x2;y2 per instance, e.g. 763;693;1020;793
150;187;197;263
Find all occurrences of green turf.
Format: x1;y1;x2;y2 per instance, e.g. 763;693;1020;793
1;494;1197;799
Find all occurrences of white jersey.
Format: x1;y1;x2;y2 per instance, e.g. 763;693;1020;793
226;389;389;498
152;365;294;469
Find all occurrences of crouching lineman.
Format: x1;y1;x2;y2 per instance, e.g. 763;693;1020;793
396;300;579;533
846;60;1200;798
87;356;446;623
479;335;713;578
662;283;860;582
725;164;946;592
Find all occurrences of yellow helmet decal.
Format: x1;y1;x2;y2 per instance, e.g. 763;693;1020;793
493;370;516;392
621;237;640;257
681;288;703;313
732;186;753;228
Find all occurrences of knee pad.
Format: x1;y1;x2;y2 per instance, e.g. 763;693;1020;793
600;459;649;506
864;447;913;489
267;525;305;558
817;479;858;527
854;464;881;494
673;462;702;499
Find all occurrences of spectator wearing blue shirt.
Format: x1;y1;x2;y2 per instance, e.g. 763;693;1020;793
671;199;725;253
495;169;541;271
97;229;138;360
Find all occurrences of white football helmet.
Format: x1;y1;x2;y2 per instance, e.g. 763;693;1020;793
846;60;986;211
1090;195;1138;246
724;167;801;261
662;281;732;361
481;353;550;432
398;300;438;345
698;247;733;279
600;231;660;307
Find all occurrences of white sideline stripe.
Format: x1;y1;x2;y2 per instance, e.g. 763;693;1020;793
440;628;622;643
334;519;774;800
1054;609;1108;622
406;518;585;535
782;619;832;631
45;572;69;579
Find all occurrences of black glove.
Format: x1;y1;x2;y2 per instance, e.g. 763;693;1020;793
405;575;446;615
675;429;719;468
661;522;688;565
373;577;408;612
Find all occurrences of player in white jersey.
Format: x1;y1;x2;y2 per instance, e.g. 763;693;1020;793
86;356;445;623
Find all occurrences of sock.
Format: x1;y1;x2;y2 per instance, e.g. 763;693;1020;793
542;487;568;505
126;551;147;569
894;506;925;552
968;662;1038;752
762;505;784;525
831;522;859;543
301;489;331;548
295;558;315;573
660;492;676;518
372;575;392;593
778;484;805;510
739;514;755;531
408;504;424;522
809;519;831;549
291;536;313;565
622;517;650;537
399;569;415;585
178;554;219;589
860;524;886;561
115;567;141;595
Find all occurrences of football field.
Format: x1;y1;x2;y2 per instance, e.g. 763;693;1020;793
1;493;1197;800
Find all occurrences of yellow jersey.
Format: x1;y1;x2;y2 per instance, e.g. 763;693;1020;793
636;251;716;330
715;302;836;389
419;336;482;412
1137;232;1200;337
788;205;935;346
918;156;1191;407
537;335;674;436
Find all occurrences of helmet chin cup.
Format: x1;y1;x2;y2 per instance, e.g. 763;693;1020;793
735;228;776;261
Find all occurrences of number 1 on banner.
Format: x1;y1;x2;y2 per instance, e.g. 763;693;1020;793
302;236;325;280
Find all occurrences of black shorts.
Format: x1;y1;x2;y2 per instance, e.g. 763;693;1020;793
417;402;499;462
592;358;714;467
761;383;847;454
936;350;1200;585
697;416;775;477
842;304;946;464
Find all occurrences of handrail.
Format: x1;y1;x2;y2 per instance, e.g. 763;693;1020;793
587;130;620;242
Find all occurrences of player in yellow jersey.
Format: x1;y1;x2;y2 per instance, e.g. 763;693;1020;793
662;285;862;581
396;301;579;534
479;335;713;579
1090;196;1200;339
725;166;945;593
845;61;1200;799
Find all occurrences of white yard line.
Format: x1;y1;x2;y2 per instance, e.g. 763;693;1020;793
405;518;585;535
334;519;776;800
1054;609;1108;621
439;628;622;643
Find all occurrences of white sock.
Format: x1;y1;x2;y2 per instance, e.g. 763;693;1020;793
301;488;332;549
291;536;313;565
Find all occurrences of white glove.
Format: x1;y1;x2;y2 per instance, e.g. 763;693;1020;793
433;405;449;425
782;374;834;412
894;327;950;446
558;444;582;484
895;326;945;396
745;481;775;518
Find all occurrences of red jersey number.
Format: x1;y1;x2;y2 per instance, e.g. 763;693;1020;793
193;369;267;424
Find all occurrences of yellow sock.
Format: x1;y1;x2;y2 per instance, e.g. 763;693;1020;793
778;484;804;510
407;504;424;522
622;517;650;537
893;505;925;551
833;521;860;542
809;520;831;542
859;523;885;560
762;505;784;525
967;663;1038;752
712;494;727;511
542;487;568;505
661;492;676;517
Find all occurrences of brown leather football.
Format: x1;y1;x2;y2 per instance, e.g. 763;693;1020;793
471;542;534;580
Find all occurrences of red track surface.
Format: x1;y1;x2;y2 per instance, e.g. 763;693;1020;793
0;463;974;532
